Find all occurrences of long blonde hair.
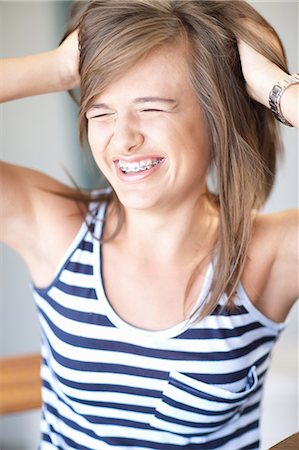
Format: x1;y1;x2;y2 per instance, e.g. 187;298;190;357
62;0;288;321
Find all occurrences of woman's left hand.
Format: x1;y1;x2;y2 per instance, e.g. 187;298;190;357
237;38;286;108
237;28;298;129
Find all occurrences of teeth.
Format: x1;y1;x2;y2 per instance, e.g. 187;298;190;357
132;163;139;172
118;158;162;173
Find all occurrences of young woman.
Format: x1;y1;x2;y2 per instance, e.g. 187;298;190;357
1;1;298;449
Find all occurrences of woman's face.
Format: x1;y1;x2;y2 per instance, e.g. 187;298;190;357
86;42;211;213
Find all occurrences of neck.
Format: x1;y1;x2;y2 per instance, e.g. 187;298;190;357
106;191;218;264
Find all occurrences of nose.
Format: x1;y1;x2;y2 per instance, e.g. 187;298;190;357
109;113;144;155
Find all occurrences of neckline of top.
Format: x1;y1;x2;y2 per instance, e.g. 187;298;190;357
92;201;214;340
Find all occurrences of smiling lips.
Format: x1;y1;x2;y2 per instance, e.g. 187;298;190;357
116;157;164;175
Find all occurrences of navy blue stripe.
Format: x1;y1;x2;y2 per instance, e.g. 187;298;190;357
153;410;236;434
211;304;248;316
152;400;260;436
177;321;263;339
40;348;268;390
45;403;152;444
239;441;259;449
78;239;94;252
185;356;268;384
41;433;52;444
40;337;169;379
56;435;92;450
44;391;154;428
66;261;94;275
65;396;155;414
163;385;261;416
37;293;113;325
39;307;276;362
53;433;95;450
55;280;97;298
201;420;260;450
48;422;65;449
88;222;95;234
162;386;262;417
243;401;260;416
43;377;161;404
169;377;256;405
163;395;239;417
80;414;153;429
78;419;260;449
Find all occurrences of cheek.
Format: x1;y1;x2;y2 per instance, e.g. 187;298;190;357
87;123;98;153
87;123;103;149
87;124;109;161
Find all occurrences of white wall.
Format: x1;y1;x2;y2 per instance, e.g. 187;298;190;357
0;1;298;449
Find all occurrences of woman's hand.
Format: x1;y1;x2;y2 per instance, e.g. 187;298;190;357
237;27;298;129
237;38;285;108
1;29;80;103
56;29;80;91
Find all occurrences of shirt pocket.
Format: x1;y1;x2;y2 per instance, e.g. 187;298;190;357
149;366;258;436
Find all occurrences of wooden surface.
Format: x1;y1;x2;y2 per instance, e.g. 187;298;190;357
269;432;299;449
0;353;42;414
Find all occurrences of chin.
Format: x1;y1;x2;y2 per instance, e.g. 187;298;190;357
114;189;163;211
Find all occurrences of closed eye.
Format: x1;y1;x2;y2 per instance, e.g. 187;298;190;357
86;113;115;119
142;109;164;112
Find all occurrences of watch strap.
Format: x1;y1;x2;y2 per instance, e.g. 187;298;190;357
268;73;299;127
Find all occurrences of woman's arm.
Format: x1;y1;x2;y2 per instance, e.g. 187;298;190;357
0;30;80;103
0;30;81;260
237;39;298;129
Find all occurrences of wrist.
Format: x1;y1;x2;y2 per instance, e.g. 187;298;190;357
269;74;299;127
248;65;286;108
55;46;79;91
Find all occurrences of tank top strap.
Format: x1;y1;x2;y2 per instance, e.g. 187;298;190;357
84;187;111;237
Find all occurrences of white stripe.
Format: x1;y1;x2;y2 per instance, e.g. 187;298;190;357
43;383;155;424
192;313;279;332
218;428;259;450
188;408;260;444
40;443;60;450
69;248;94;265
59;270;95;288
39;288;102;313
42;366;160;409
41;362;165;393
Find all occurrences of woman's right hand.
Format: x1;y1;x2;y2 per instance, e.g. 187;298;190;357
56;29;80;91
1;29;80;103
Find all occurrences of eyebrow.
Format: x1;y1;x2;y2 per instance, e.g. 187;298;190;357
133;97;177;105
89;97;177;110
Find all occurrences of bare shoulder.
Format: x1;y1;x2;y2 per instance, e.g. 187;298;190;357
1;162;87;287
251;209;298;261
242;209;298;322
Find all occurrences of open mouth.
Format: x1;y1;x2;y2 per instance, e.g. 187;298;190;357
117;157;164;174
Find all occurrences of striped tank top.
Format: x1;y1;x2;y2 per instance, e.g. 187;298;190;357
32;194;285;450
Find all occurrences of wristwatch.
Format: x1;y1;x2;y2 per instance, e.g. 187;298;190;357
268;73;299;127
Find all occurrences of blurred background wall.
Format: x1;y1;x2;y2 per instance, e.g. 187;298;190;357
0;1;298;449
